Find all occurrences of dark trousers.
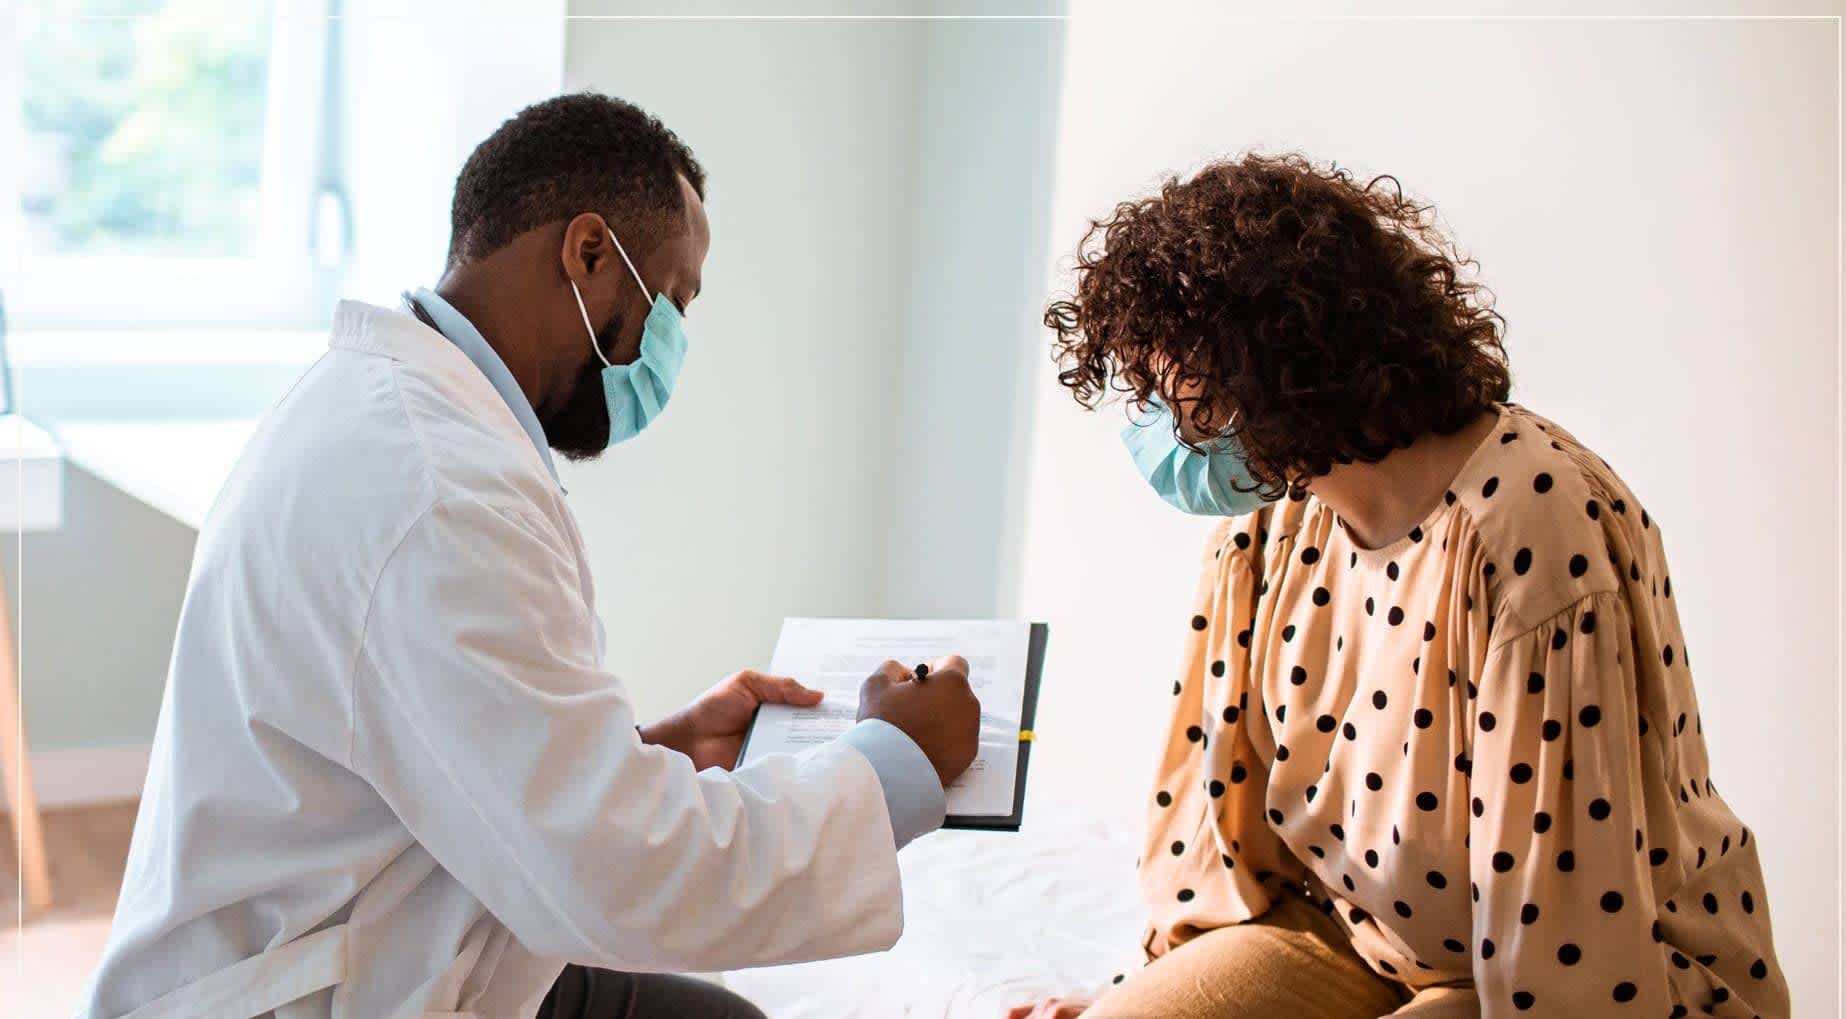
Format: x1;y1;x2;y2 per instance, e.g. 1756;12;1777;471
537;964;768;1019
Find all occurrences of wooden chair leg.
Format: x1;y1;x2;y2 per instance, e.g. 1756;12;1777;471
0;560;52;912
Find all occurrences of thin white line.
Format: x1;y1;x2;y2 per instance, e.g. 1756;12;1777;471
34;13;1846;23
1836;15;1844;1013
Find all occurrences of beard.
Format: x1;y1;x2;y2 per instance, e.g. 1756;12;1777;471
542;310;625;462
542;357;613;462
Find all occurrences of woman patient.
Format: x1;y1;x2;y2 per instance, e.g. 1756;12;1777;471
1011;155;1787;1018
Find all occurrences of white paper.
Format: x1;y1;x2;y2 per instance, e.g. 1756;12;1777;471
739;618;1032;818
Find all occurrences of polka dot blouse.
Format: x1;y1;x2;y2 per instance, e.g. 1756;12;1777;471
1137;405;1789;1016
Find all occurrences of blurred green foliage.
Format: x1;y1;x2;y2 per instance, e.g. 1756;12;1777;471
22;0;275;256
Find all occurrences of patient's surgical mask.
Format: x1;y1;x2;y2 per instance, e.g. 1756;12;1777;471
1121;401;1271;517
569;226;688;447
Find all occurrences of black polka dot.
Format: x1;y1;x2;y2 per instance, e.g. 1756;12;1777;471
1551;629;1568;650
1483;477;1500;498
1443;937;1465;952
1364;849;1379;867
1751;958;1768;979
1209;780;1225;798
1173;681;1182;696
1210;660;1225;677
1176;888;1194;902
1558;943;1581;965
1600;891;1624;912
1580;612;1597;635
1471;797;1484;817
1423;621;1436;641
1409;526;1423;542
1386;561;1400;581
1170;840;1185;855
1569;554;1589;578
1500;431;1518;444
1365;772;1383;791
1513;548;1533;575
1235;531;1251;550
1343;722;1357;740
1557;850;1576;872
1492;851;1515;873
1527;672;1546;694
1479;711;1497;732
1316;714;1337;733
1612;982;1636;1002
1579;705;1602;728
1542;719;1562;741
1365;597;1375;616
1520;902;1540;925
1611;498;1626;514
1703;892;1720;914
1223;705;1240;724
1156;791;1172;807
1510;763;1534;784
1387;606;1404;626
1586;499;1600;519
1533;472;1553;493
1191;615;1208;631
1237;629;1251;648
1481;937;1496;959
1648;848;1669;866
1231;763;1248;783
1742;890;1756;913
1300;546;1320;565
1512;990;1535;1010
1589;798;1612;821
1533;811;1552;834
1414;708;1433;728
1313;586;1330;606
1282;624;1297;642
1370;690;1388;710
1417;791;1439;811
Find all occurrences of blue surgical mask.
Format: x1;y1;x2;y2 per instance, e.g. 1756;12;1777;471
569;226;688;447
1121;401;1272;517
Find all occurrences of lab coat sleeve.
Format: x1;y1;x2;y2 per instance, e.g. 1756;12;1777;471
348;495;908;972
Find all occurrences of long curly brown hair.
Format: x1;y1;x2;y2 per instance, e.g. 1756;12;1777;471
1045;153;1511;499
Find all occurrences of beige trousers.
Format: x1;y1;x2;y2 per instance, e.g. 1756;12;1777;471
1086;897;1480;1019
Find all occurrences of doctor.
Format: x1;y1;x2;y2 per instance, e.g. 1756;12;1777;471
81;93;981;1019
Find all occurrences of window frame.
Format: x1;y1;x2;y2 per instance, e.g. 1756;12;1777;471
1;0;339;333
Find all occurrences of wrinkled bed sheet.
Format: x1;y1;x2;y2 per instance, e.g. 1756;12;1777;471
722;812;1145;1019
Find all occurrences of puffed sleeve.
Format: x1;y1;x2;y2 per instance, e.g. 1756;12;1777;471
1465;590;1674;1014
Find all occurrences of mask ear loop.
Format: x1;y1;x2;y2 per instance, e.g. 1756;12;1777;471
569;278;613;369
605;227;653;302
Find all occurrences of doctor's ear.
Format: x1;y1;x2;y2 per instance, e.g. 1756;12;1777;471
559;212;616;282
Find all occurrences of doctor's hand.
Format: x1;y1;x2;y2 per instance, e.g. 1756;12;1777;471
644;671;824;771
856;656;980;789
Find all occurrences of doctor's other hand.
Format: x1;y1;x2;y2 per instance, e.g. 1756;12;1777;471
856;655;980;789
646;670;824;771
1005;996;1093;1019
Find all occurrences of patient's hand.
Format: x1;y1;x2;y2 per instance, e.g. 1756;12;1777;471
1006;996;1093;1019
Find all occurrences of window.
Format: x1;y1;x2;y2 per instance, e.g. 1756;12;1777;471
2;0;344;332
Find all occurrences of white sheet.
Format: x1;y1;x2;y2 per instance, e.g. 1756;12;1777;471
722;808;1146;1019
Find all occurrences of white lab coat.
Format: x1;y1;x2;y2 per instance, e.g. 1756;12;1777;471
79;302;907;1018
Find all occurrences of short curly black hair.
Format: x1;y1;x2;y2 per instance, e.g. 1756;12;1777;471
1045;153;1511;499
447;92;706;266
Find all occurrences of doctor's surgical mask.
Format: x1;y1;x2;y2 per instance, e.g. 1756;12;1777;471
569;226;689;448
1121;400;1272;517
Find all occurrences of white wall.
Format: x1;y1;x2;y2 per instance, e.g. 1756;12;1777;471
563;1;927;722
1016;4;1840;1009
884;9;1064;619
